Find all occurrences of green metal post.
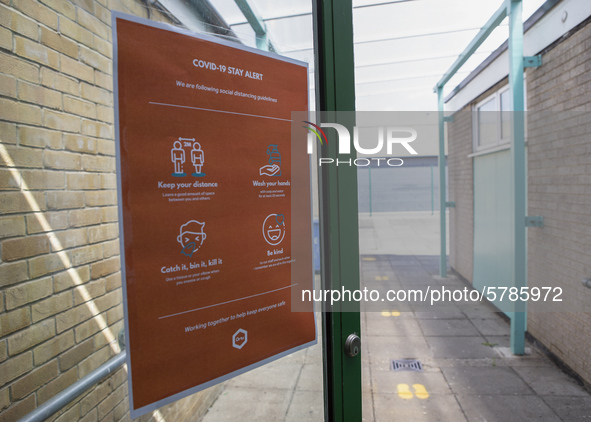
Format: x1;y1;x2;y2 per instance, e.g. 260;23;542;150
313;0;362;420
437;87;447;277
369;165;372;216
508;0;527;355
430;165;434;215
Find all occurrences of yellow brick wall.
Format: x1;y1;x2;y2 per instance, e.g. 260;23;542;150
0;0;222;421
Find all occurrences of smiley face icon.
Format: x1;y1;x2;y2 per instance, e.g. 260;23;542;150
263;214;286;246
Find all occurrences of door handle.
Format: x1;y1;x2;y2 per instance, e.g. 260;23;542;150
345;334;361;357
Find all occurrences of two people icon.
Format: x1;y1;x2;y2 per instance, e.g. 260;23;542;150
171;139;205;177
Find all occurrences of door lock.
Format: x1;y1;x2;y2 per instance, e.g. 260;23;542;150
345;334;361;357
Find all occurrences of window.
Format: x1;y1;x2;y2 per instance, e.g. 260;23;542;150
472;83;526;153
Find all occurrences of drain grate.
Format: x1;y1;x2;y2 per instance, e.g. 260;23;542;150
391;359;423;372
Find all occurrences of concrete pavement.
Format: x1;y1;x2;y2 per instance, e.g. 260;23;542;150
201;212;591;421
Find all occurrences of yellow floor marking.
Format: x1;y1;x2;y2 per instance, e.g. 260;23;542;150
391;310;401;316
381;311;391;317
375;276;382;280
382;276;389;280
413;384;429;399
397;384;413;400
362;257;376;261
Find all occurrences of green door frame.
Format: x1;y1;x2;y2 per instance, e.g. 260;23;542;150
313;0;362;421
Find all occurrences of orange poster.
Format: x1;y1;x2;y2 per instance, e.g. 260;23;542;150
112;13;315;418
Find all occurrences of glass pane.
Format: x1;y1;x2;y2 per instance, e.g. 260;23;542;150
478;98;497;147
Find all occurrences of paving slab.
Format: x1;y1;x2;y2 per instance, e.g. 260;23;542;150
442;366;533;395
426;336;499;359
202;387;292;422
418;319;480;337
373;393;468;422
371;370;453;395
541;396;591;422
457;394;562;422
512;366;590;396
284;390;324;422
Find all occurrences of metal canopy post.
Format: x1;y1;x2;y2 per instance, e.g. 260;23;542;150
435;0;528;354
233;0;275;51
437;87;447;277
507;0;527;355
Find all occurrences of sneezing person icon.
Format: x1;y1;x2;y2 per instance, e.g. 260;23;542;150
177;220;206;257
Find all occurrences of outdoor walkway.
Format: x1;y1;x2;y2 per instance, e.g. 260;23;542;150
201;212;591;421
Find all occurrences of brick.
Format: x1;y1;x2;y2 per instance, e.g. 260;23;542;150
0;122;17;144
21;170;65;191
85;190;116;207
80;46;111;74
59;16;93;48
54;265;90;292
106;304;123;325
33;330;74;365
37;367;77;404
100;174;116;190
0;351;32;385
82;155;115;172
78;344;110;377
51;228;88;251
60;339;95;372
11;360;58;400
19;125;62;149
0;51;39;83
0;4;38;40
96;105;114;124
94;70;112;91
0;307;31;337
0;261;28;287
71;244;103;266
112;397;128;422
69;208;102;227
81;83;111;106
74;279;106;306
53;403;80;422
28;253;69;278
90;256;119;279
0;394;35;422
61;54;94;83
93;35;112;59
0;215;26;238
0;168;20;189
32;291;72;323
44;150;82;170
5;277;53;310
40;0;76;20
18;80;62;109
40;26;78;59
0;25;10;49
64;96;96;119
93;2;111;25
0;387;7;410
67;173;101;190
0;73;17;98
41;67;78;95
80;379;111;416
0;144;43;168
97;384;126;420
56;303;93;333
103;239;119;258
46;191;85;210
2;234;50;261
105;273;121;292
97;139;115;156
0;98;42;125
101;206;117;223
81;119;112;139
64;134;97;154
43;110;81;133
15;36;60;69
88;224;118;244
26;211;68;234
0;192;45;215
13;0;58;30
77;8;110;40
8;319;55;355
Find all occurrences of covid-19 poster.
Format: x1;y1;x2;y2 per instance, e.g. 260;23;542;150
112;12;315;418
